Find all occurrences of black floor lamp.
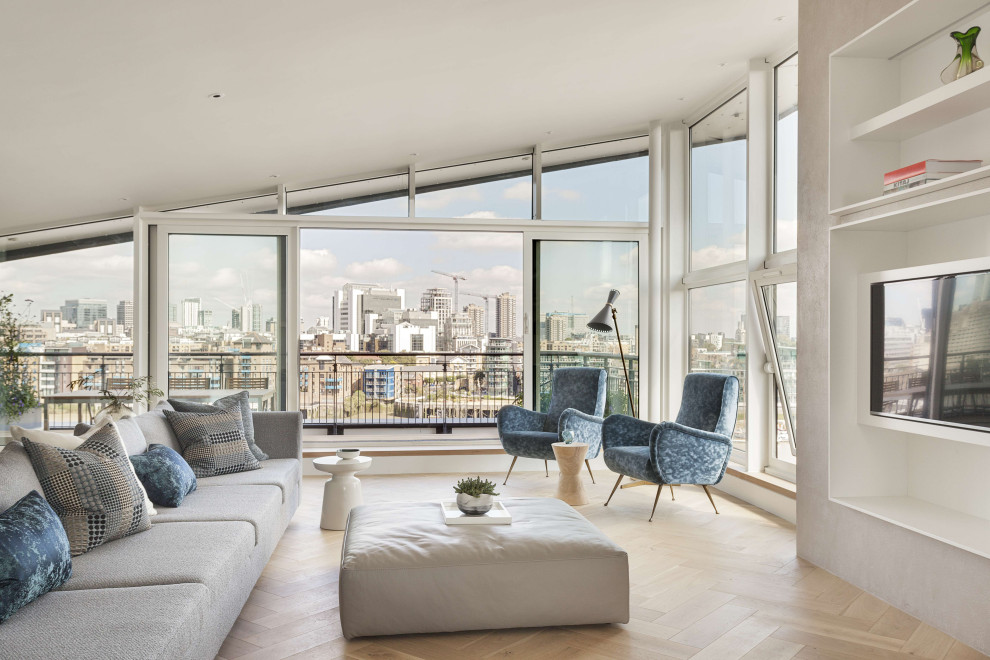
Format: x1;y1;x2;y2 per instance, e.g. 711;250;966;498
587;289;636;418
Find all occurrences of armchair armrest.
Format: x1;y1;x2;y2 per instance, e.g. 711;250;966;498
601;414;656;451
650;421;732;486
558;408;605;458
496;405;547;434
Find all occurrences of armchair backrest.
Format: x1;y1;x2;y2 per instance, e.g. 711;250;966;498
543;367;607;432
675;373;739;438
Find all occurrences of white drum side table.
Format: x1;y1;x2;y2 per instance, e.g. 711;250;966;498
313;456;372;530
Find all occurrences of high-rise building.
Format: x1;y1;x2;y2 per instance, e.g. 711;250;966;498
181;298;201;328
61;299;108;329
116;301;134;331
250;303;263;332
465;303;485;338
336;284;406;350
495;292;516;339
420;288;452;333
168;303;178;324
40;310;62;333
198;309;213;327
546;313;569;342
231;308;241;329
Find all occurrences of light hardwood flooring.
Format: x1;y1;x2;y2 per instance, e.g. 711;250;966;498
217;471;987;660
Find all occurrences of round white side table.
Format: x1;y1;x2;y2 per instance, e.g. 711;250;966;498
313;456;372;530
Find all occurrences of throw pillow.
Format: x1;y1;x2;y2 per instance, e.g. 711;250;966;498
130;444;197;508
162;409;261;478
22;424;151;556
169;391;268;461
0;491;72;623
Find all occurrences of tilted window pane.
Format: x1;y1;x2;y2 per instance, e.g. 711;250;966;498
288;174;409;217
541;137;648;222
689;281;747;453
168;234;285;410
415;155;532;219
762;281;797;461
535;240;639;416
166;195;277;214
690;91;747;270
775;54;798;253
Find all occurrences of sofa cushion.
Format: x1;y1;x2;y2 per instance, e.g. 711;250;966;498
196;457;299;502
500;430;559;460
1;583;208;660
10;425;83;450
59;520;253;591
163;409;261;478
23;424;151;556
0;442;44;512
0;491;73;623
133;406;182;453
170;390;268;461
130;444;197;508
150;484;283;548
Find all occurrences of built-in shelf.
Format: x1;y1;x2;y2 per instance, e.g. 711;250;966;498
833;496;990;560
851;68;990;141
830;163;990;218
831;179;990;232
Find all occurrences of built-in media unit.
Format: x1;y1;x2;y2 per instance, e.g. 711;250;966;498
870;267;990;433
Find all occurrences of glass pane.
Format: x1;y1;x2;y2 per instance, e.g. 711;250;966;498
298;228;523;429
0;222;134;432
689;281;747;452
168;234;284;410
775;393;795;463
541;137;649;221
690;91;748;270
763;281;797;459
288;174;408;217
415;155;532;219
535;241;639;417
775;54;798;253
166;195;277;214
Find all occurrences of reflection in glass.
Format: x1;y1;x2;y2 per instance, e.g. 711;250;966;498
535;241;639;416
416;156;532;219
689;281;747;452
690;91;748;270
168;235;284;410
288;174;408;217
762;282;797;462
873;271;990;430
541;137;648;221
775;54;798;253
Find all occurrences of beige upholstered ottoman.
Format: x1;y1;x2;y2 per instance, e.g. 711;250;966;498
339;497;629;639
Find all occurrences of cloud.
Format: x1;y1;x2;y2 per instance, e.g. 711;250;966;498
547;188;582;202
460;211;502;220
415;186;483;210
300;248;337;272
502;181;531;201
690;242;745;270
344;257;410;280
430;232;522;252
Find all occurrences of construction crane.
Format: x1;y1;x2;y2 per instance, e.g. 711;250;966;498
431;270;466;310
462;291;495;336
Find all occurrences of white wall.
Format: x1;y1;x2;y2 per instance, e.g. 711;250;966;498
798;1;990;653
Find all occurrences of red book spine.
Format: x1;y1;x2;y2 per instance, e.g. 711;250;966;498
883;160;927;185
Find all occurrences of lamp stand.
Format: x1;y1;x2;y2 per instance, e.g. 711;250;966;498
610;306;636;418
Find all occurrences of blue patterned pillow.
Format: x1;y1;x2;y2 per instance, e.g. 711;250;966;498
130;444;197;508
0;491;72;623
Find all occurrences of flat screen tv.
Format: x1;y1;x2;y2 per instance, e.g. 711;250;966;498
871;268;990;432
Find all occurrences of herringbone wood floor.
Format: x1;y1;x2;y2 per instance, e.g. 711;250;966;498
217;471;987;660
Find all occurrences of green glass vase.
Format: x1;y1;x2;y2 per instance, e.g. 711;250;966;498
941;26;984;84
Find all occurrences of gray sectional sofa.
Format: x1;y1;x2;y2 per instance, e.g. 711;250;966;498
0;407;303;660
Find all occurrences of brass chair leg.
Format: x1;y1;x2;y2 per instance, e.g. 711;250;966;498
670;484;676;500
702;485;719;514
604;474;623;506
585;459;596;484
545;460;549;477
649;483;664;522
503;456;518;485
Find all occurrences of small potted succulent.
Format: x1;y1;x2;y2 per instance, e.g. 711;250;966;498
453;476;499;516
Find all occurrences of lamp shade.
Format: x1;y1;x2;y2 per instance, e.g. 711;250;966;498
587;289;621;333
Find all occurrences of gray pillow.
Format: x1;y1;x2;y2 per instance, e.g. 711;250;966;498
162;409;261;478
168;391;267;461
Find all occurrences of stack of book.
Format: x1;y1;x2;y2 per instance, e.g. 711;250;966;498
883;159;983;195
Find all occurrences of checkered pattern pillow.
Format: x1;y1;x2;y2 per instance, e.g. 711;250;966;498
21;424;151;556
163;409;261;478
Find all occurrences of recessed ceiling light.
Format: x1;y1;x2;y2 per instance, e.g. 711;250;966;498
409;153;418;157
119;197;128;201
269;174;279;179
719;63;726;68
678;97;686;101
208;92;225;100
545;131;553;135
775;15;786;22
7;237;16;242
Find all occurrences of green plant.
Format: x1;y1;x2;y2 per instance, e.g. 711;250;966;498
453;476;499;498
70;375;163;418
0;294;40;422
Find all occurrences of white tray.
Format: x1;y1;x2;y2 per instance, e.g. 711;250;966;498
441;501;512;525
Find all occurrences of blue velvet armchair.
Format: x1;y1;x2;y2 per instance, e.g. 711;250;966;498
602;373;739;521
496;367;607;485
